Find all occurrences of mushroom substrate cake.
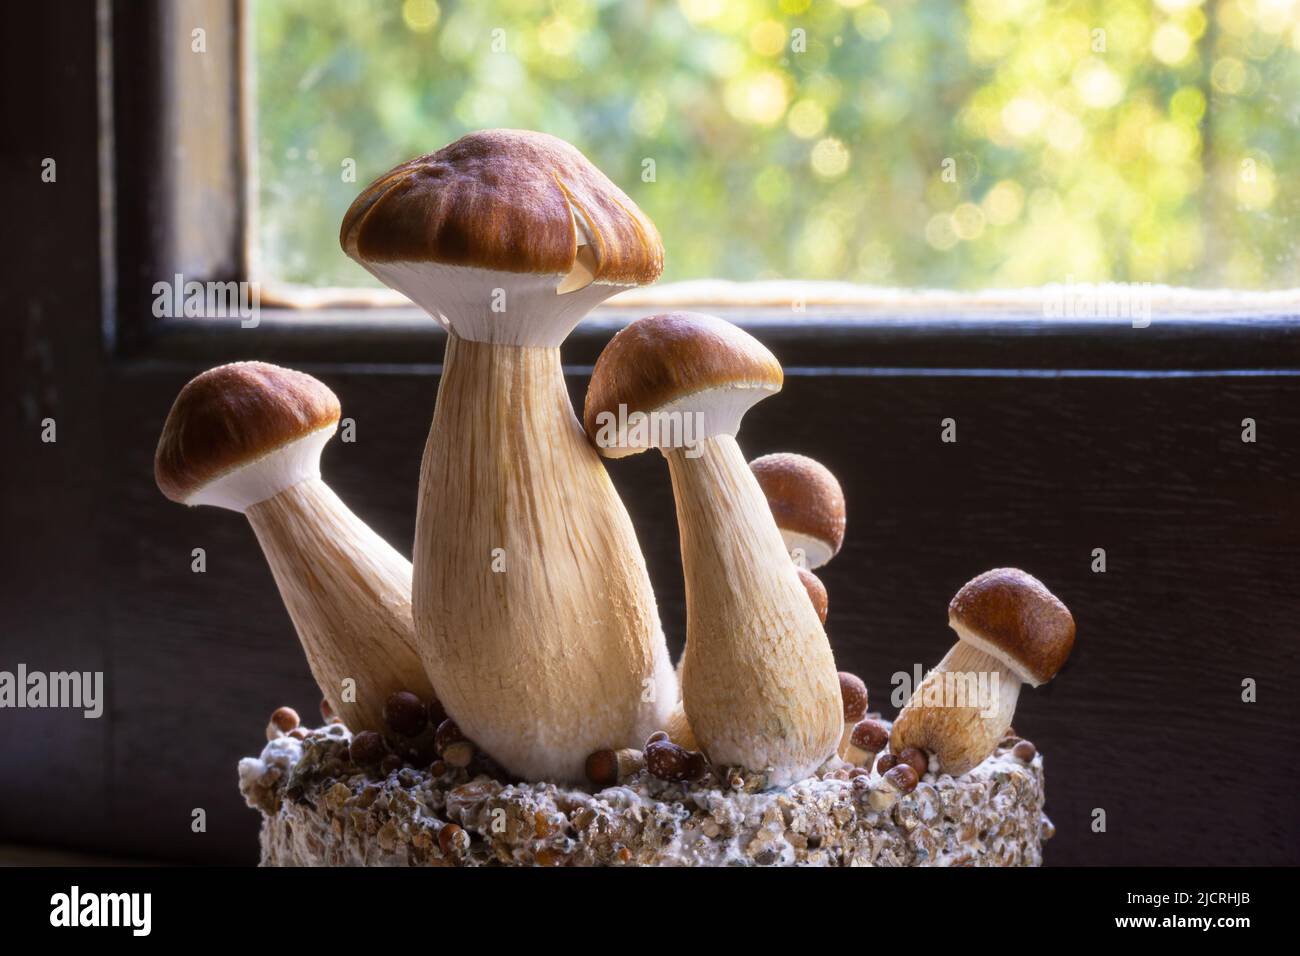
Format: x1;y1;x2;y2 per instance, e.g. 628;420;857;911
240;716;1054;866
341;130;676;783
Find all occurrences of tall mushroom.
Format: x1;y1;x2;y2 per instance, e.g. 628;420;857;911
154;362;434;733
749;453;846;569
340;130;675;783
584;312;843;786
891;568;1075;775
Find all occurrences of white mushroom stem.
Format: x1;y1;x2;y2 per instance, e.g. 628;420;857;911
667;434;842;786
890;640;1022;776
414;333;675;783
245;477;427;733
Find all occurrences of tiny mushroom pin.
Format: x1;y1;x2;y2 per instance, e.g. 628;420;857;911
584;747;646;788
342;130;676;784
266;706;300;741
891;568;1075;776
749;453;846;570
584;312;843;786
154;362;434;733
843;718;889;768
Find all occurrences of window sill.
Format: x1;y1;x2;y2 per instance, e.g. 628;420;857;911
260;278;1300;317
127;284;1300;376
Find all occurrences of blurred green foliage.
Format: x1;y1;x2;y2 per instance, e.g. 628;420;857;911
255;0;1299;289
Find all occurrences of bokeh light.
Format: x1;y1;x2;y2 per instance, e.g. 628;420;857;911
810;137;851;178
256;0;1300;290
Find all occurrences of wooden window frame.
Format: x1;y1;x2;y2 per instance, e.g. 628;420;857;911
105;0;1300;375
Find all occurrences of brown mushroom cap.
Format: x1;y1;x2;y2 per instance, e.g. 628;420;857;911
749;453;846;568
583;312;783;455
849;718;889;753
154;362;340;504
947;568;1076;687
837;672;869;723
797;567;829;625
340;129;663;286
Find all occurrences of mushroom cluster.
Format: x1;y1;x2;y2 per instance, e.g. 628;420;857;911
157;129;1076;794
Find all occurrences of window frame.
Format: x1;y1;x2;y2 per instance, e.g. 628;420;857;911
108;0;1300;374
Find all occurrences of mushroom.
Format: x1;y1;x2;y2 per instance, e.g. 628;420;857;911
797;567;829;624
154;362;434;733
584;747;646;787
340;130;675;783
891;568;1075;776
660;460;832;759
835;671;869;757
843;717;889;768
584;312;843;786
749;453;846;569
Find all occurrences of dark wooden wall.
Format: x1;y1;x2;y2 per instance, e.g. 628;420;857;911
2;2;1298;866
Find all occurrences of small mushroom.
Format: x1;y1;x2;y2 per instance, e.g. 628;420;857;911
897;746;928;778
383;690;429;738
797;567;829;624
838;673;869;723
434;718;476;768
265;706;300;741
868;763;918;811
843;718;889;768
154;362;434;733
835;672;869;757
875;753;899;775
891;568;1075;776
584;747;646;787
644;739;706;782
749;453;846;569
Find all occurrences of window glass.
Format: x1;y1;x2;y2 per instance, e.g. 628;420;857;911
255;0;1300;290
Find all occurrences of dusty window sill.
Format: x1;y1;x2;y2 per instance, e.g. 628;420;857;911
125;283;1300;376
259;279;1300;317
